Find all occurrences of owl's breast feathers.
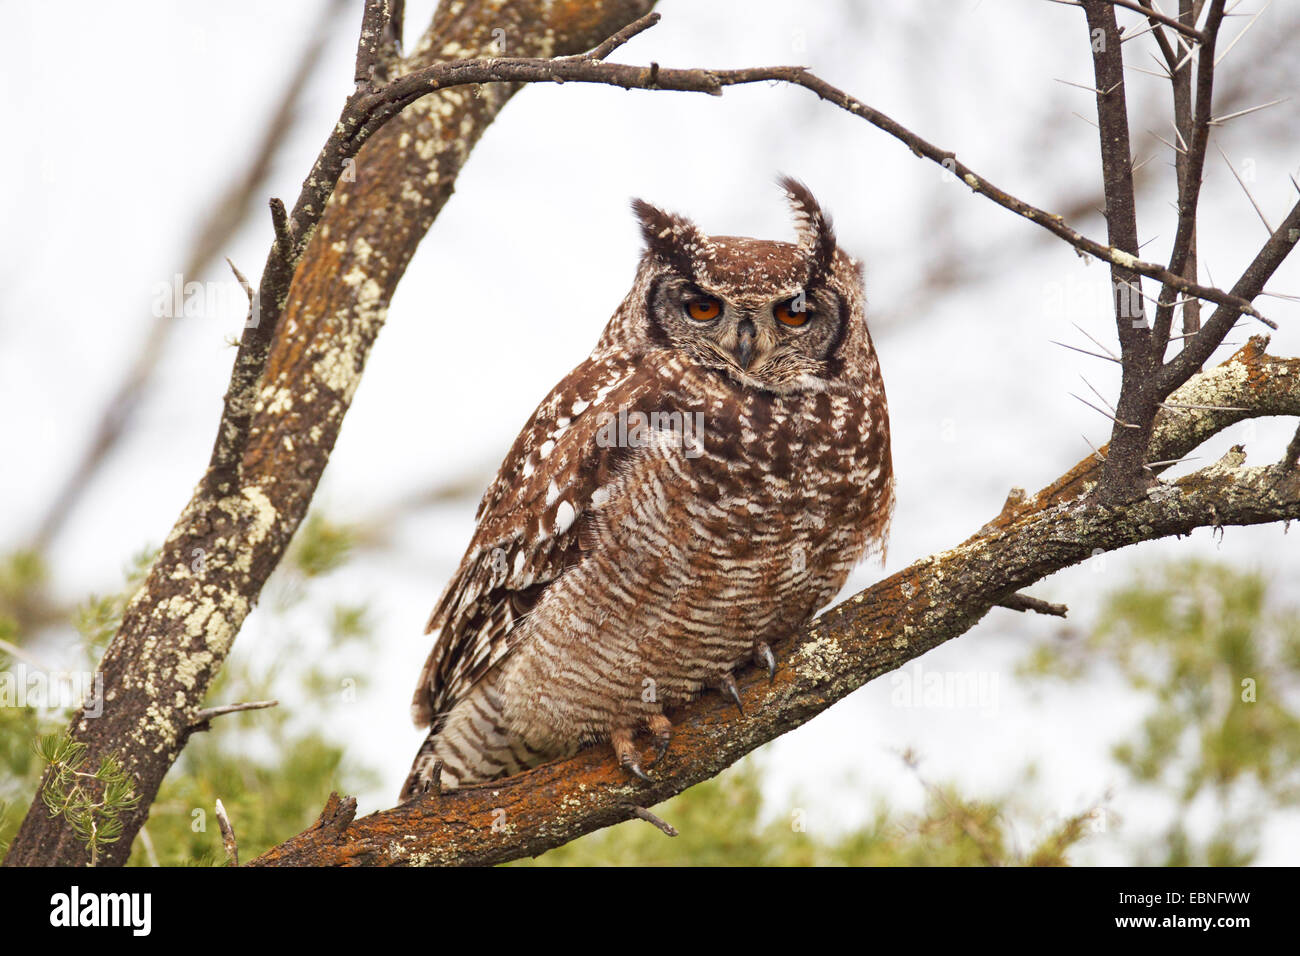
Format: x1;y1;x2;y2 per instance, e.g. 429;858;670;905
411;348;893;730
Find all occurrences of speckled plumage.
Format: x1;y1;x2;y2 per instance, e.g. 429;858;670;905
401;178;893;799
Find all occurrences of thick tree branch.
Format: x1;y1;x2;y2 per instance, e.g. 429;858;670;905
1083;0;1157;498
252;339;1300;867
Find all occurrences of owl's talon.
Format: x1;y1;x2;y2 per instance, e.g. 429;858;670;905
622;755;653;784
613;728;652;783
720;673;744;715
648;714;673;765
755;642;777;682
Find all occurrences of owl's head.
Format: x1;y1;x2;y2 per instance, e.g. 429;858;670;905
614;177;873;394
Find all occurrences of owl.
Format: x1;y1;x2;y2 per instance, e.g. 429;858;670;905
401;177;893;799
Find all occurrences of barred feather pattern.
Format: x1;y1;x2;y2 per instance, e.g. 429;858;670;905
402;179;893;798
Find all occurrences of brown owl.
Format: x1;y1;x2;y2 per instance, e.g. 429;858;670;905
401;178;893;799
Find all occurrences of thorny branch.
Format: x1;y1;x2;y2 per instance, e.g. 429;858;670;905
8;0;1299;867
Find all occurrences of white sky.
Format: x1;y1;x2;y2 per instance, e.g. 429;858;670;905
2;0;1298;863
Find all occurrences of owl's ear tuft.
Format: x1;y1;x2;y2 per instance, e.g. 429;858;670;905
630;198;710;279
777;175;836;283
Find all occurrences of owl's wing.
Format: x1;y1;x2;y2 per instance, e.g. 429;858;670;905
412;351;670;730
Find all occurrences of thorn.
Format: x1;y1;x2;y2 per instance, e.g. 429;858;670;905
1070;393;1139;428
1054;77;1107;95
1071;322;1120;359
720;673;744;715
1119;22;1157;43
225;258;254;303
755;642;777;682
1215;141;1275;234
1215;0;1273;66
1134;56;1172;80
1079;374;1117;413
1081;433;1108;463
1131;153;1157;175
1143;455;1201;470
1052;340;1122;363
1148;128;1187;156
430;758;444;796
1211;98;1288;127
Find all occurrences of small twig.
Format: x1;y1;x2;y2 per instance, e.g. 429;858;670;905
629;805;679;837
216;798;239;866
270;197;292;252
354;0;400;86
190;699;279;731
578;11;660;61
997;592;1069;617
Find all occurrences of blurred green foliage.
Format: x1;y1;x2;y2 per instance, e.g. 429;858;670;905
1020;560;1300;865
518;755;1092;866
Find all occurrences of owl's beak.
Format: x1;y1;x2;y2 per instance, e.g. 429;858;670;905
734;318;757;370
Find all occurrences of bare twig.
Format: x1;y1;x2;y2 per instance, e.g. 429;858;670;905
997;593;1069;617
630;805;679;836
189;699;280;732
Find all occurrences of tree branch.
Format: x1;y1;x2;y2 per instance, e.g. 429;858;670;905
251;340;1300;867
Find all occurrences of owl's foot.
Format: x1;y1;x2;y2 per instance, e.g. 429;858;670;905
719;672;744;715
754;642;777;682
612;727;652;784
647;713;673;765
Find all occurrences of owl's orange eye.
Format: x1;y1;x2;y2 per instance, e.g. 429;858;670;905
686;297;722;321
775;299;811;327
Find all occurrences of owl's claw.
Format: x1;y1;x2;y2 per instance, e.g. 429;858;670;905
755;642;777;682
648;714;673;765
720;673;744;715
613;728;653;784
622;755;653;784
